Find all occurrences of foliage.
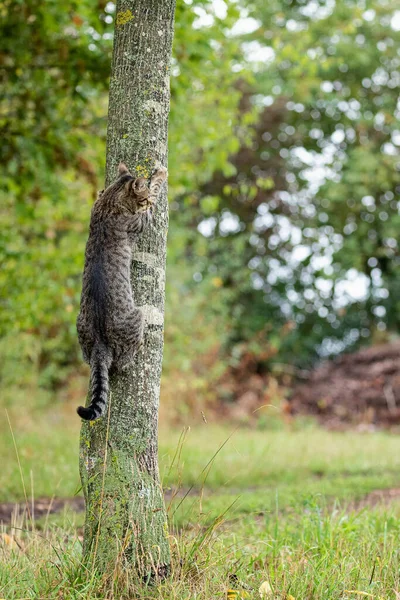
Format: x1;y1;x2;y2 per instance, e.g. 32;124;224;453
0;0;110;385
0;0;246;390
1;0;400;395
187;0;400;367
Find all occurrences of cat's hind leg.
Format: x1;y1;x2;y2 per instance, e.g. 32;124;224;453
76;313;94;364
113;308;145;371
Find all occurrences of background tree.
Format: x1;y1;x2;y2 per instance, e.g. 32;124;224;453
182;0;400;371
78;0;175;580
0;0;246;398
2;0;400;412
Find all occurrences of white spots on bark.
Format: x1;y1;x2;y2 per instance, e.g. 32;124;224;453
133;251;161;269
153;159;164;170
156;140;167;156
123;51;138;63
140;304;164;326
144;99;163;114
138;485;151;499
87;456;97;471
141;275;154;283
157;30;164;36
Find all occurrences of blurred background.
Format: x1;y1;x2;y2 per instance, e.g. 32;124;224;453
1;0;400;430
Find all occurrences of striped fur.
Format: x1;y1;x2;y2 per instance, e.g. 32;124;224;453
76;164;167;421
77;344;111;420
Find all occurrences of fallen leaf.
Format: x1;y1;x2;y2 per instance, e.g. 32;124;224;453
259;581;273;598
1;533;14;546
0;533;22;551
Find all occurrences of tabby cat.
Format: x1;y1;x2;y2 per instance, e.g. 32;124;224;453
76;162;167;420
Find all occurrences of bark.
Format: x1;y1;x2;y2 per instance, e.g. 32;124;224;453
79;0;176;580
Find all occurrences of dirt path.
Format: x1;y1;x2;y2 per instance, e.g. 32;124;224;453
0;496;85;524
351;487;400;511
2;487;400;526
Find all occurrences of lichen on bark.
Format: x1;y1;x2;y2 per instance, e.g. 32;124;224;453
78;0;176;580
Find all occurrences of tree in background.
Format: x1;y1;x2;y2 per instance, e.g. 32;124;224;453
2;0;400;406
0;0;246;395
185;0;400;370
0;0;112;388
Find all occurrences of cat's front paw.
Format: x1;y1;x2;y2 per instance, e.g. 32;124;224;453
151;165;168;182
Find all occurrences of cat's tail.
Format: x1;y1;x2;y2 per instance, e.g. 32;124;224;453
77;344;112;421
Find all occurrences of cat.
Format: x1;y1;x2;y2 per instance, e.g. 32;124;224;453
76;162;167;420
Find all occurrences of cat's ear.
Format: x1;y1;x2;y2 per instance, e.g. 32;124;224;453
118;162;130;176
124;178;135;193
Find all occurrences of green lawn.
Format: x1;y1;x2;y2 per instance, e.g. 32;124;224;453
3;413;400;501
2;409;400;598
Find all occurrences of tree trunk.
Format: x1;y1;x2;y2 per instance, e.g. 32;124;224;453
79;0;176;580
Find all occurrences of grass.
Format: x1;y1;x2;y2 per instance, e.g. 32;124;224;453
2;500;400;598
2;405;400;598
3;411;400;501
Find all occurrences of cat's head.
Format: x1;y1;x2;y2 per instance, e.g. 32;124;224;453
117;163;150;209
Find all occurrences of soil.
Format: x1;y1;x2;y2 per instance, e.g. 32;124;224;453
0;488;187;526
2;486;400;526
289;341;400;428
0;496;85;525
214;341;400;429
